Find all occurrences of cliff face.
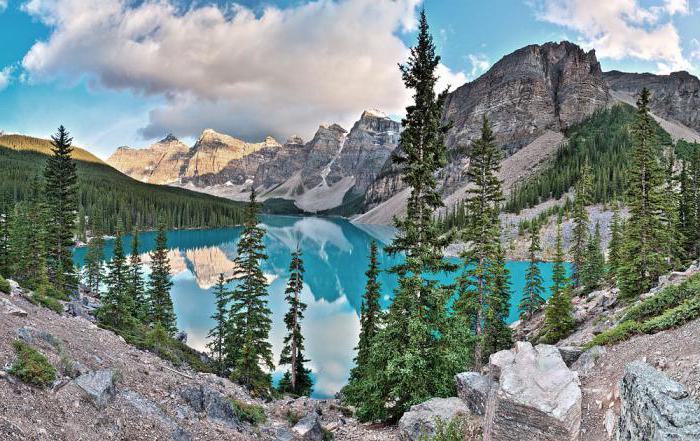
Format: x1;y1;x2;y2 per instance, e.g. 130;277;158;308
603;70;700;132
107;134;189;184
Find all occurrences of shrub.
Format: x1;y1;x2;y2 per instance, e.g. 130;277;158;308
638;298;700;334
230;399;266;425
622;274;700;323
31;293;63;314
286;409;303;426
0;275;10;294
420;417;468;441
586;320;639;348
322;427;334;441
9;340;57;387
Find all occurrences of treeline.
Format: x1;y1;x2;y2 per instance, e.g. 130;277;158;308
0;136;245;235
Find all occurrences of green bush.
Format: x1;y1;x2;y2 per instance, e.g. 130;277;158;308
586;320;639;348
286;409;303;426
9;340;57;387
0;275;10;294
420;417;468;441
622;274;700;323
230;399;266;425
31;293;64;314
638;298;700;334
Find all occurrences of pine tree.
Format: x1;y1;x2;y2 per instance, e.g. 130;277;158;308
227;190;273;396
83;235;104;295
519;227;545;320
607;209;623;282
97;229;134;330
353;10;463;422
678;160;698;262
618;89;671;299
148;223;177;334
207;273;229;376
482;244;513;357
571;161;592;288
127;230;146;320
278;247;312;397
0;195;11;278
541;219;574;343
44;126;78;295
343;241;383;405
455;116;506;369
581;222;605;292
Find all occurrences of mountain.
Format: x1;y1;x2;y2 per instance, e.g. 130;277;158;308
0;134;245;233
107;110;400;213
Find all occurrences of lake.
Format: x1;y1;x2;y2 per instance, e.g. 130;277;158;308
73;215;566;398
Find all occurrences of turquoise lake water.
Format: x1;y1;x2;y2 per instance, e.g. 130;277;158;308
73;215;567;398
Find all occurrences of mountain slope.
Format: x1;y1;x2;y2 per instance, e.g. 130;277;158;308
0;134;245;233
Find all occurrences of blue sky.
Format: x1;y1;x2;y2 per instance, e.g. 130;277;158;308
0;0;698;158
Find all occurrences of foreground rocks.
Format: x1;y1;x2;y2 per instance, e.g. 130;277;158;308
618;362;700;440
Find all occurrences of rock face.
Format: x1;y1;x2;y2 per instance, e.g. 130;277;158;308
604;70;700;132
483;342;582;441
108;134;189;184
455;372;490;416
398;397;471;441
445;41;609;154
618;361;700;440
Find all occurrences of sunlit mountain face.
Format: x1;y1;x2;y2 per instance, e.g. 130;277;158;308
73;216;567;398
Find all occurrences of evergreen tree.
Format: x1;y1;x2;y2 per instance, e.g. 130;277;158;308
207;273;229;376
148;223;177;334
618;89;671;299
353;10;464;422
44;126;78;295
519;227;546;320
678;160;698;262
0;195;11;278
455;116;506;369
571;161;592;288
343;241;383;405
482;244;513;357
127;230;147;320
227;190;273;396
97;229;134;330
278;247;313;397
581;222;605;292
607;209;623;282
542;219;574;343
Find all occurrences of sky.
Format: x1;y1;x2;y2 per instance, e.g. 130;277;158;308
0;0;699;159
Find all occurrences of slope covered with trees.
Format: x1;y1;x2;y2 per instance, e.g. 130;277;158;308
0;134;245;234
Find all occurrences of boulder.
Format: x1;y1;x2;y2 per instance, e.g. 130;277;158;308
558;346;584;367
291;414;324;441
66;300;97;321
398;397;471;441
1;298;27;317
484;342;581;441
572;345;607;376
455;372;490;415
618;361;700;440
74;369;117;408
180;385;241;429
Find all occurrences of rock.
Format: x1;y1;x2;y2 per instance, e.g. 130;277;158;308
73;369;117;408
455;372;490;415
180;385;242;429
1;299;28;317
572;345;607;376
604;408;616;439
174;331;187;343
398;397;471;441
122;390;191;441
483;342;581;441
291;414;324;441
618;361;700;440
488;348;515;380
15;327;60;347
558;346;584;367
66;300;96;321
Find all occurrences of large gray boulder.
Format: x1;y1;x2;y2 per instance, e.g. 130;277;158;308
484;342;581;441
618;361;700;440
455;372;490;416
74;369;117;408
398;397;471;441
1;298;27;317
572;345;607;376
291;414;324;441
180;385;242;429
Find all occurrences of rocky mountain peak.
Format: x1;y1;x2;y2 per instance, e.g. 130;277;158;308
285;135;305;146
160;133;179;143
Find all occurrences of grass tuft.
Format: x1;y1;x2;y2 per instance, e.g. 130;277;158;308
9;340;57;387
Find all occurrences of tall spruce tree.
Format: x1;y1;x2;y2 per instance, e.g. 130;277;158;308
571;161;592;288
455;116;506;369
618;89;671;298
482;244;513;357
207;273;229;376
519;227;546;320
541;219;574;343
343;241;383;405
353;10;463;422
678;160;698;262
278;247;313;397
127;230;146;320
0;199;9;278
227;190;273;396
552;216;568;296
607;209;623;282
148;223;177;334
44;126;78;295
97;229;134;330
581;222;605;292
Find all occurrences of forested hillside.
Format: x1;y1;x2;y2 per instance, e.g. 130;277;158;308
0;135;245;234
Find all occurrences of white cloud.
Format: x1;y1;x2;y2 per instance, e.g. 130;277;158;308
19;0;465;142
466;54;490;80
691;38;700;60
0;1;7;12
532;0;693;73
0;66;13;91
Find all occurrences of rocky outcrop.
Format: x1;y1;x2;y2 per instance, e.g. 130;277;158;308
618;361;700;440
445;41;609;155
398;397;472;441
180;385;244;429
604;70;700;133
455;372;490;416
483;342;582;441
